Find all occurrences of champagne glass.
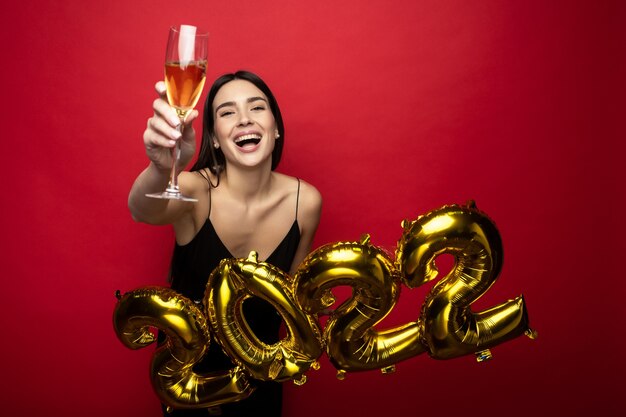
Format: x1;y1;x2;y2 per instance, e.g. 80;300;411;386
146;25;208;202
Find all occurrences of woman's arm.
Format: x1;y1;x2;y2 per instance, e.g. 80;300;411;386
289;180;323;275
128;82;199;225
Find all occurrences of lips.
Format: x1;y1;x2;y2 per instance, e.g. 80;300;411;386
234;133;262;147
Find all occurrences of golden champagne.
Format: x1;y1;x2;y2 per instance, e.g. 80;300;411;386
164;60;207;117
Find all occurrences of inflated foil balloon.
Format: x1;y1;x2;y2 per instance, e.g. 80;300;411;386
113;287;253;409
206;252;323;385
114;201;536;404
294;235;427;375
396;202;535;361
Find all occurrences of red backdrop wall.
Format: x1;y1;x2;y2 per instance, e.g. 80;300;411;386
3;1;624;416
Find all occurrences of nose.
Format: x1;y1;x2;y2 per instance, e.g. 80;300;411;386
237;110;252;126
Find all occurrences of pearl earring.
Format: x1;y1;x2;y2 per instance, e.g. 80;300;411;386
213;142;219;149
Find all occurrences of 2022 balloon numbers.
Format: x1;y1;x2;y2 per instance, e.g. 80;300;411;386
114;202;536;408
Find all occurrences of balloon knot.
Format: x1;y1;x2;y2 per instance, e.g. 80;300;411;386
525;328;538;340
475;349;492;362
293;374;307;386
380;365;396;374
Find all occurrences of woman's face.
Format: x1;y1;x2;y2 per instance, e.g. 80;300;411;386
212;79;278;170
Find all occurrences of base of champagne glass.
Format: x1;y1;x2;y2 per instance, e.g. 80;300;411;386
145;191;198;202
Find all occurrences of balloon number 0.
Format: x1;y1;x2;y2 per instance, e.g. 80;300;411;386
113;202;536;408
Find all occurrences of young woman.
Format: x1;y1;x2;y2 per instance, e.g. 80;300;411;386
129;71;322;416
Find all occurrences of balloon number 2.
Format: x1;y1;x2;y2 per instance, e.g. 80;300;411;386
113;202;536;408
396;202;536;361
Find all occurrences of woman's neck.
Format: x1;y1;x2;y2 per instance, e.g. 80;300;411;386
220;162;274;203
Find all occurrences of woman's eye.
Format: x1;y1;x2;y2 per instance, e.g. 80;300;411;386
252;105;266;111
219;110;234;117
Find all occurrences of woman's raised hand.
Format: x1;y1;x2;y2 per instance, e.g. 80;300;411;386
143;81;199;172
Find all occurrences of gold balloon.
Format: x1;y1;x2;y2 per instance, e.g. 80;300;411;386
114;201;536;400
294;235;427;374
113;287;253;409
396;202;534;360
205;252;323;384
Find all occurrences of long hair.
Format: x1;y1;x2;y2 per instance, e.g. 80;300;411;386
191;70;285;181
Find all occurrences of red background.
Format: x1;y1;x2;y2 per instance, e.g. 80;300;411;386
2;1;624;416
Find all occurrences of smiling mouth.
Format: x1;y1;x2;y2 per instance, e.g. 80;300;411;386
235;134;262;147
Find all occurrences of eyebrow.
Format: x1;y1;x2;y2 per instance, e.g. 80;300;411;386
215;96;268;113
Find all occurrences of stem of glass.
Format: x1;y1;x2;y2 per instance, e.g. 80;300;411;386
165;120;184;195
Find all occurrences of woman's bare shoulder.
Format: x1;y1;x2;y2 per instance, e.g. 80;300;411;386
274;174;322;224
173;169;215;243
273;173;321;203
179;169;214;195
298;179;322;209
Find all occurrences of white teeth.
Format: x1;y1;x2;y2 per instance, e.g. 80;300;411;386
235;134;262;143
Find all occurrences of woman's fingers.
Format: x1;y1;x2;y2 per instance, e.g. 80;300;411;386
142;81;197;169
144;116;181;148
153;97;181;127
184;109;199;125
155;81;167;97
144;96;183;149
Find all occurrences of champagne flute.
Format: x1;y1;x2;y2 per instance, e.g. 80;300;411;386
146;25;208;202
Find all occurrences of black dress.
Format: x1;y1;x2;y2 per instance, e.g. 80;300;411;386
163;180;301;416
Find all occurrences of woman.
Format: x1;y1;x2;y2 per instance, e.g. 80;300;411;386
129;71;322;416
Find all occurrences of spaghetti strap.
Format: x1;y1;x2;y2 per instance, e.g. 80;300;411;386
295;178;301;220
208;185;212;218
